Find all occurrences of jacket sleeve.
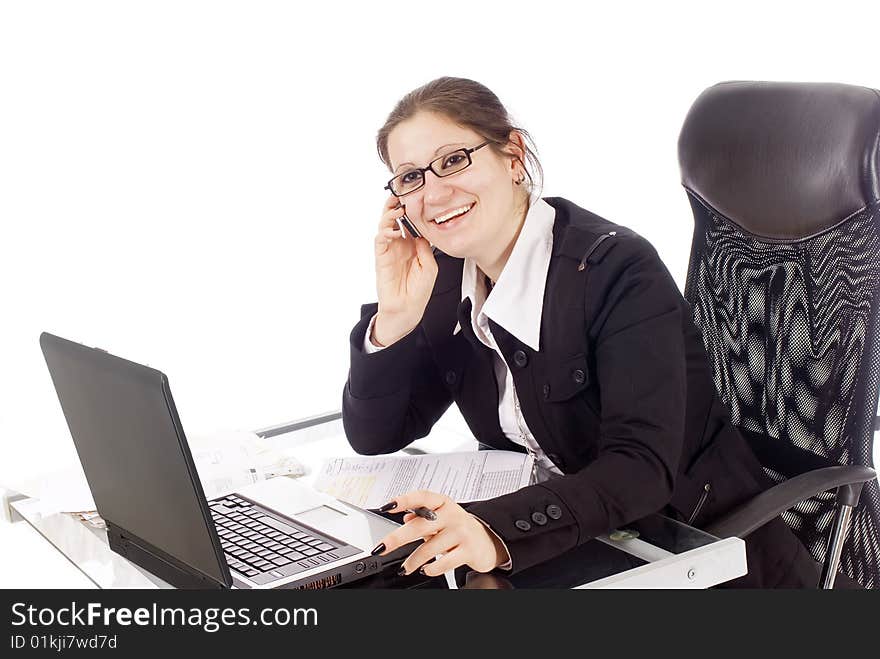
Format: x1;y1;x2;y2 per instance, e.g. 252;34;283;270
465;236;687;574
342;302;455;455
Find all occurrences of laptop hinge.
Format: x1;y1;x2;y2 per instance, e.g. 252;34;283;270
107;522;227;589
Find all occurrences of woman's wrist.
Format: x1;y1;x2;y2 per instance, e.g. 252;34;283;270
490;532;511;570
372;312;418;347
469;514;512;570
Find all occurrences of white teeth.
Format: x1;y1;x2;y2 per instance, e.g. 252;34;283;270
433;203;473;224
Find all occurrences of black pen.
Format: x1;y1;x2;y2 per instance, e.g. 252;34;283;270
408;506;437;521
375;500;437;521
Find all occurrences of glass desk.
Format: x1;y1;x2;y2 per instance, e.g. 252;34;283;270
9;412;746;589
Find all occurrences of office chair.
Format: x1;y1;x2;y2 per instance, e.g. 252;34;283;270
677;81;880;588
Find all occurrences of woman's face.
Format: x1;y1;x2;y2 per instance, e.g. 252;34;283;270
386;111;524;259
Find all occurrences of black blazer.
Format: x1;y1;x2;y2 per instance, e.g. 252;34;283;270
342;196;808;584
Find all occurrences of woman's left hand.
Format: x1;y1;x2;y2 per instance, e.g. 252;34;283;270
373;490;510;576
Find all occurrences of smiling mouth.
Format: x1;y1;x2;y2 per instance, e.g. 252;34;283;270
431;202;475;225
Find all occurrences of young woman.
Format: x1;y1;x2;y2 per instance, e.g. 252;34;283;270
342;77;819;587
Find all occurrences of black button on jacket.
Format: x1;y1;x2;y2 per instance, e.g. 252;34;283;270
342;197;805;585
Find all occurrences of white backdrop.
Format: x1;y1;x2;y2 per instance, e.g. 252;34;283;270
2;0;879;486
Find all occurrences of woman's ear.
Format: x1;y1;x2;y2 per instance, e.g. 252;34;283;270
505;129;528;178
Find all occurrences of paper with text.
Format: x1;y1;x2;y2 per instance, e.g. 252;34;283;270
190;430;307;500
314;451;534;509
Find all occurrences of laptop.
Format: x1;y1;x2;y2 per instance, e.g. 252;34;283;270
39;332;419;589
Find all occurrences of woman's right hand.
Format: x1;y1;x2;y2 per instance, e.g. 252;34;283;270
371;195;438;346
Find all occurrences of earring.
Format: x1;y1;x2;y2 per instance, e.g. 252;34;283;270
515;173;525;185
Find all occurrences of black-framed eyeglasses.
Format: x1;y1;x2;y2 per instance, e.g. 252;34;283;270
384;141;491;197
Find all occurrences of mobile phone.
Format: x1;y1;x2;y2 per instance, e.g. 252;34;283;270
395;204;421;239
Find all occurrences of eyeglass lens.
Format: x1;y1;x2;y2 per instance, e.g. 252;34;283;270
391;149;471;195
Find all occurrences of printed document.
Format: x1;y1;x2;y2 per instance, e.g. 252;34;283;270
190;430;307;500
314;451;533;509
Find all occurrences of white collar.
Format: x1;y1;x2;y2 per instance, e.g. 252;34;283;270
454;197;555;352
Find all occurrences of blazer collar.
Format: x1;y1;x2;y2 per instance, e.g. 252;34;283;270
453;198;556;352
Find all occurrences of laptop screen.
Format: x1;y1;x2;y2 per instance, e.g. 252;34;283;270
40;333;229;587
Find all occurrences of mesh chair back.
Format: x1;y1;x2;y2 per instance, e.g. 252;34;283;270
678;81;880;587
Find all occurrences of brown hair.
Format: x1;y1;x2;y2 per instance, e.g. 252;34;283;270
376;77;543;195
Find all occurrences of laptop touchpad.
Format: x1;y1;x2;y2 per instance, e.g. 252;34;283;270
295;502;400;549
238;476;336;515
297;504;367;543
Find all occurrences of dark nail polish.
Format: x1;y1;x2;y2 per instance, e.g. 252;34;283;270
370;543;385;556
378;501;397;512
397;566;407;576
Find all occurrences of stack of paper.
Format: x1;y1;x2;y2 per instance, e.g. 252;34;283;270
189;430;307;500
314;450;533;509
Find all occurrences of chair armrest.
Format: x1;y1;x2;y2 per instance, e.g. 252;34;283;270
705;465;877;539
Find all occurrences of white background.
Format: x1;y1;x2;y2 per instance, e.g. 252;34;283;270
1;1;879;533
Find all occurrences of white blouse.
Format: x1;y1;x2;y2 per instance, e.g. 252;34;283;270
365;198;563;482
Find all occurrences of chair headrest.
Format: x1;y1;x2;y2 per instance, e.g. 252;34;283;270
678;81;880;240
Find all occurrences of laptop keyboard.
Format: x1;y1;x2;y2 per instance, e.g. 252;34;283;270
209;494;358;583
